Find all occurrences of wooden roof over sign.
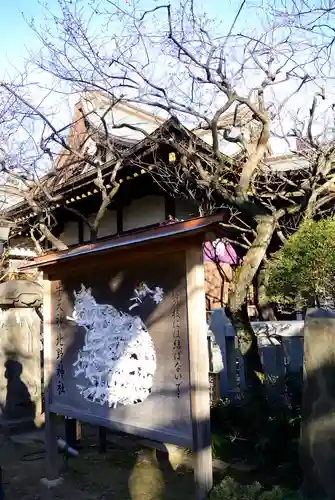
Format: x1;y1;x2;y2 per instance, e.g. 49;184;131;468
5;114;228;225
20;213;227;270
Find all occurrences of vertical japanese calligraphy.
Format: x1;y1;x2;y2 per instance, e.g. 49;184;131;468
55;282;65;395
172;290;183;398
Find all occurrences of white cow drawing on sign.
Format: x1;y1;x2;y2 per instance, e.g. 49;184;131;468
70;282;163;408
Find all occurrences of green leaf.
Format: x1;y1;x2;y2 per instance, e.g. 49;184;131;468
266;218;335;308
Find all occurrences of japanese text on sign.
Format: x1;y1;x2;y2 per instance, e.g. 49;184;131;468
172;290;183;398
55;283;65;395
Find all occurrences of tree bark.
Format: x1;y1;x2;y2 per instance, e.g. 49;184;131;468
39;223;68;251
257;261;277;321
226;215;276;395
225;302;264;392
93;183;120;234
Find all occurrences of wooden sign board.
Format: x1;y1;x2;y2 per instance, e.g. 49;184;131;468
42;241;212;499
48;250;192;444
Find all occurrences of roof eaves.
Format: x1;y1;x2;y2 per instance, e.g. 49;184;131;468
5;117;235;219
20;212;226;270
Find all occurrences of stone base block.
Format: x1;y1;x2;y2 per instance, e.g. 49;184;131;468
40;477;64;488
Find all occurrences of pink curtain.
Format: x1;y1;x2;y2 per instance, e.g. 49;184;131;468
203;239;240;265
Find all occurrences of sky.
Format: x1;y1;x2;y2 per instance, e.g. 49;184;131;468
0;0;258;118
0;0;256;76
0;0;333;158
0;0;48;77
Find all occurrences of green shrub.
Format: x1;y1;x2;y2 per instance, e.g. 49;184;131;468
267;218;335;308
211;432;230;460
210;397;301;470
208;477;301;500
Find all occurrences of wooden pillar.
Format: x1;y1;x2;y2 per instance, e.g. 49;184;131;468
43;278;60;483
44;410;59;481
185;245;213;500
117;207;123;234
65;418;81;448
0;465;4;500
98;427;107;453
78;219;84;245
164;195;175;220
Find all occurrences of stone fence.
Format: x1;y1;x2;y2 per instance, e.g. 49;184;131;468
210;309;304;402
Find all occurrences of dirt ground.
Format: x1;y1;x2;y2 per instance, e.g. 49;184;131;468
0;425;198;500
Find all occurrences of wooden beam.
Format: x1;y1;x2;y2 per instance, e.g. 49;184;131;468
185;246;213;500
117;207;123;234
65;417;81;448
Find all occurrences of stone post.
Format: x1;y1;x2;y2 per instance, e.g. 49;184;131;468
301;308;335;499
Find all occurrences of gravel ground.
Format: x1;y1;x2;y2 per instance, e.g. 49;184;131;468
0;426;196;500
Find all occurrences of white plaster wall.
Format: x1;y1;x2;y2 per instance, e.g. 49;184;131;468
106;107;161;141
197;130;242;156
83;210;118;241
265;155;309;172
123;196;165;231
59;221;79;246
175;198;198;220
82;95;164;142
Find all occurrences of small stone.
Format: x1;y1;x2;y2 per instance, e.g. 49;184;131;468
40;477;64;488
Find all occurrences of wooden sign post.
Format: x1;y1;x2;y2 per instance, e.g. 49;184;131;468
186;246;212;499
25;217;218;499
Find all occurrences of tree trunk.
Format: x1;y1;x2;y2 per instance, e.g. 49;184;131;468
225;302;264;392
256;261;277;321
39;223;68;252
226;216;276;396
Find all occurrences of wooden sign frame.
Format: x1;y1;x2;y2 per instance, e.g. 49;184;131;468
40;237;213;499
